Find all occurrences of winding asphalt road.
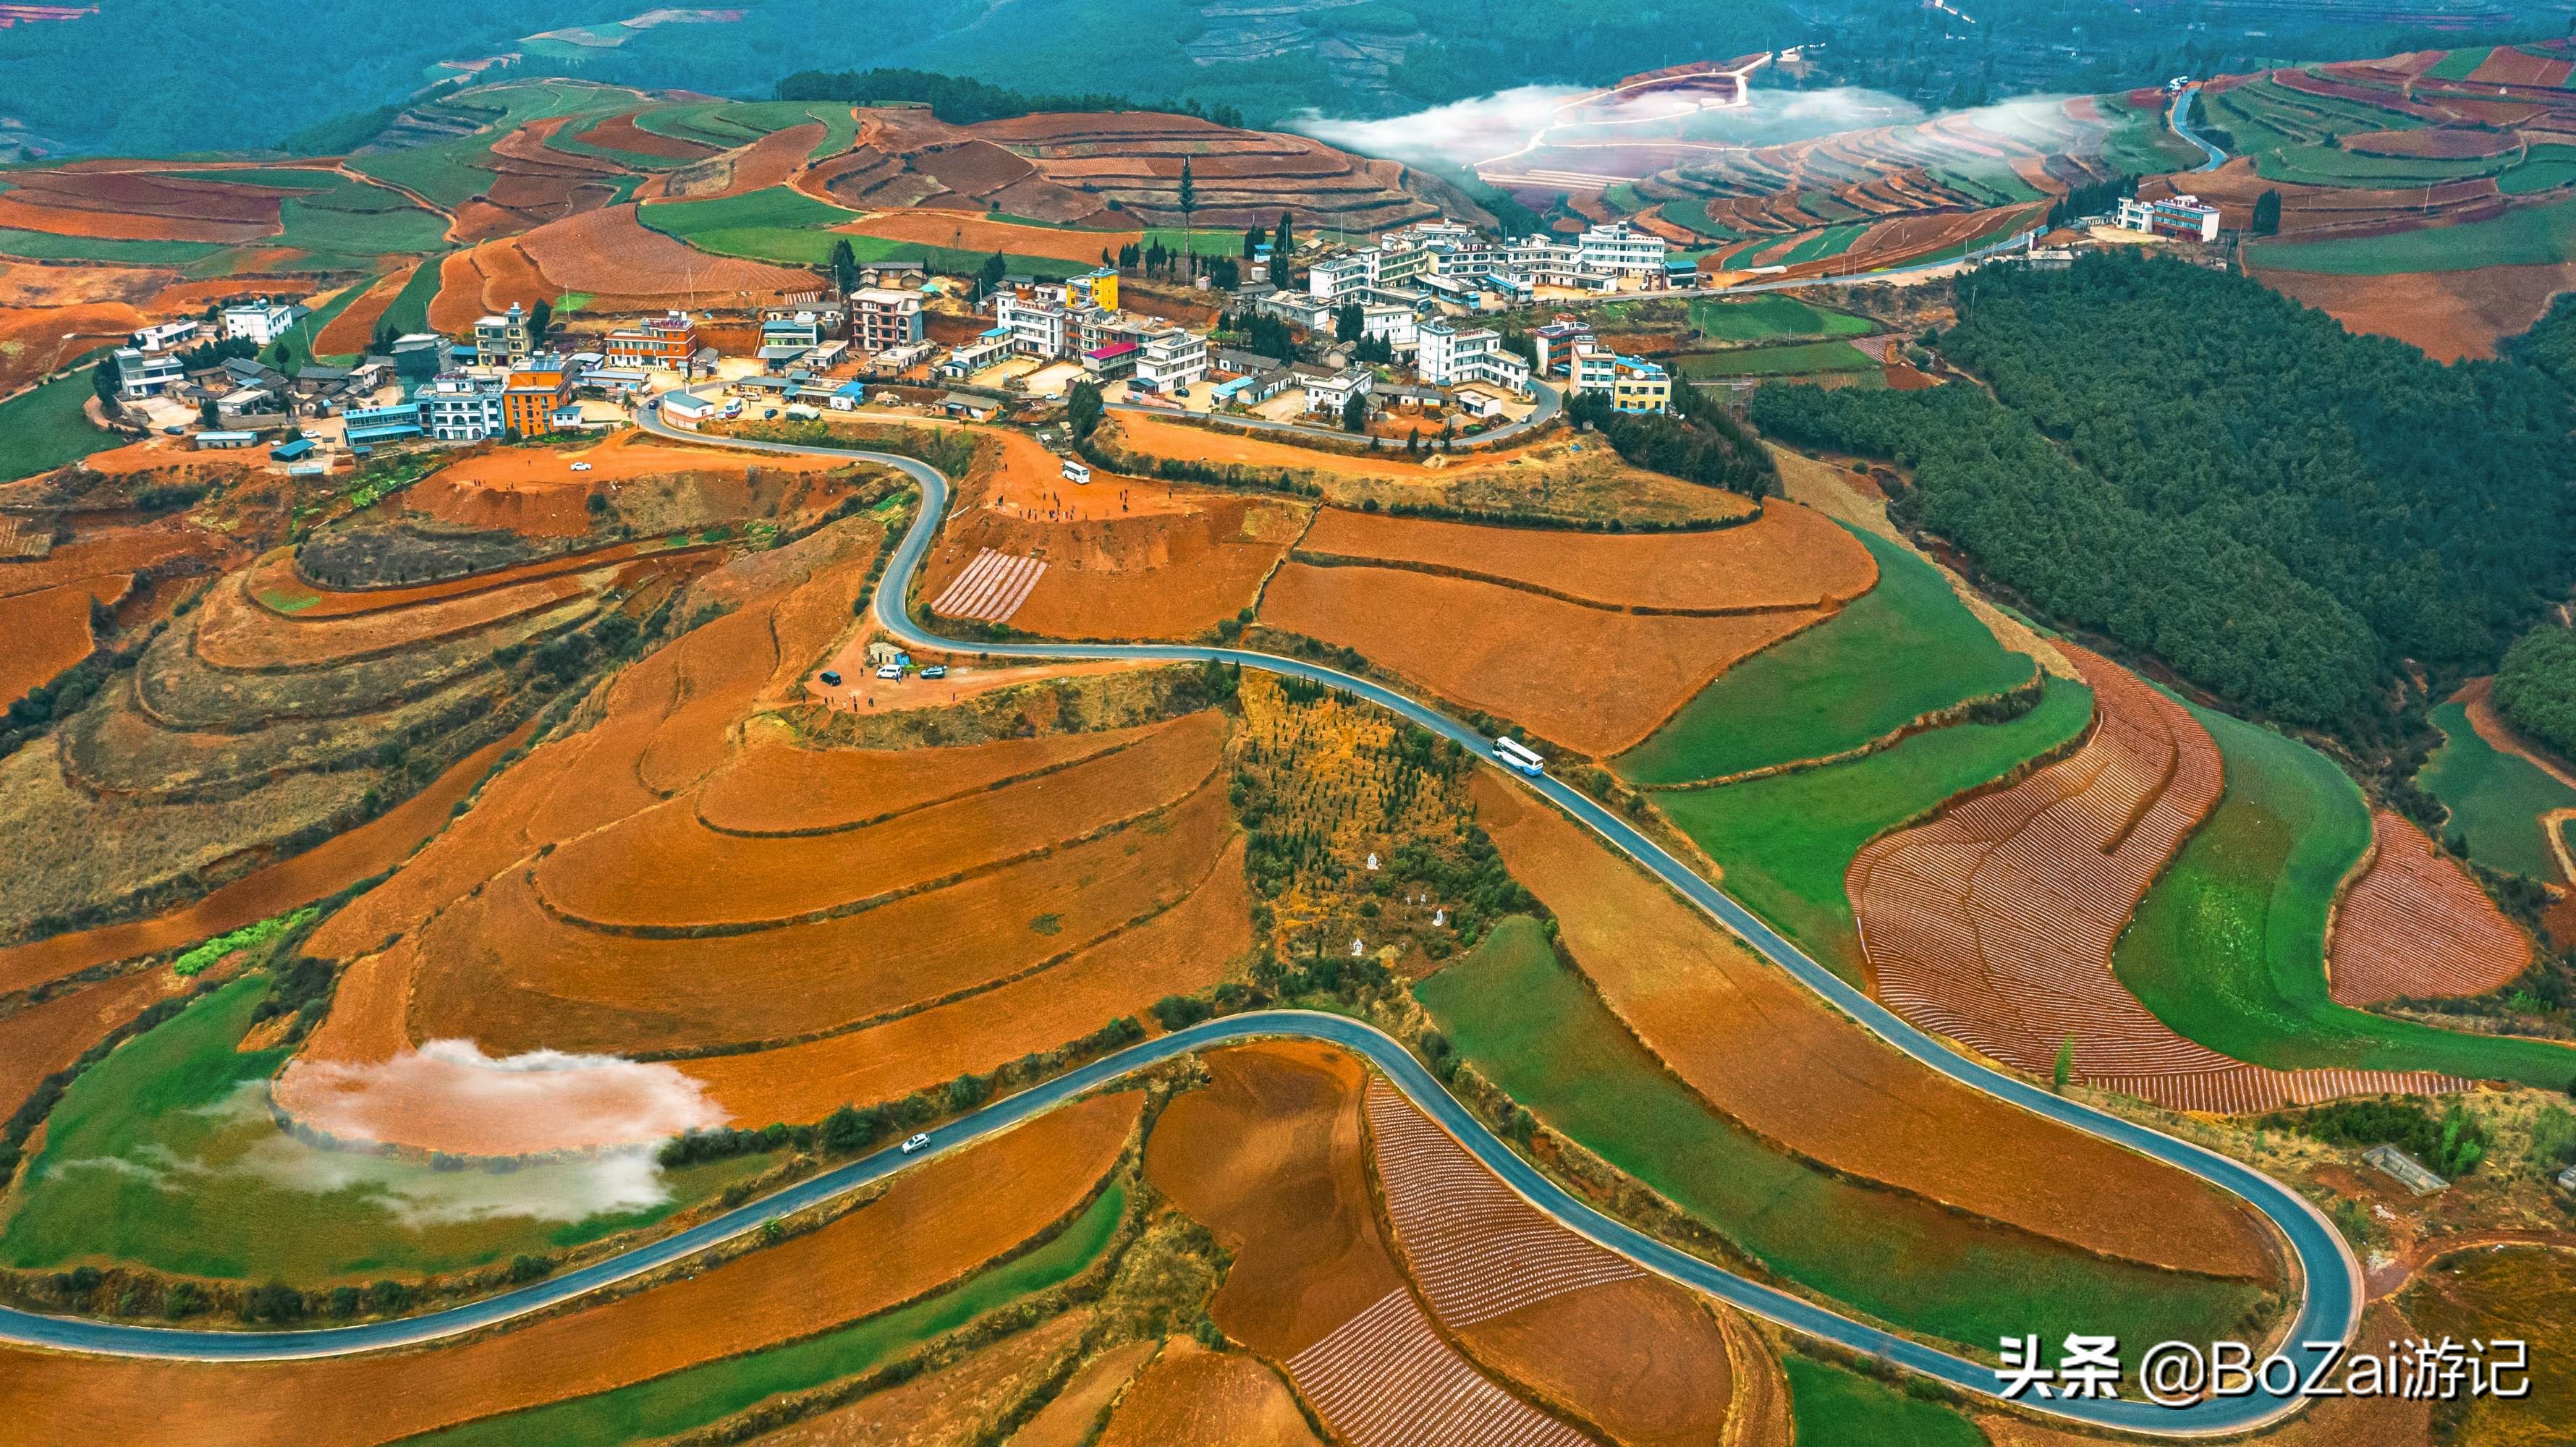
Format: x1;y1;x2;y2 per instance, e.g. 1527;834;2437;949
0;404;2357;1438
2172;84;2229;172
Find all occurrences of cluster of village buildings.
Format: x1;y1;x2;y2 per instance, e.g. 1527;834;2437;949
103;216;1696;467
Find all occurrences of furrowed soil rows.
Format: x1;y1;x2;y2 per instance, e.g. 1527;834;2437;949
1471;772;2278;1278
0;1093;1139;1446
312;262;419;357
0;969;185;1122
535;710;1223;928
395;773;1237;1064
747;1310;1091;1447
1368;1082;1737;1447
518;203;815;302
2329;810;2531;1004
191;568;601;669
1147;1043;1588;1447
1258;563;1831;757
695;722;1162;834
680;835;1249;1124
1094;1339;1323;1447
0;580;104;703
1850;648;2465;1113
1291;504;1875;614
923;494;1307;641
843;211;1149;264
706;122;826;198
1012;1336;1160;1447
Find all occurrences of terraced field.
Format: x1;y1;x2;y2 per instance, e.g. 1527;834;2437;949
2419;697;2576;880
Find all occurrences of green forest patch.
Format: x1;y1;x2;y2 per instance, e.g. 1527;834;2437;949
0;974;771;1283
2114;700;2571;1087
1651;677;2093;977
1416;914;2267;1354
417;1184;1127;1447
1685;294;1871;344
2420;699;2576;880
1620;526;2034;785
0;369;122;480
1783;1355;1986;1446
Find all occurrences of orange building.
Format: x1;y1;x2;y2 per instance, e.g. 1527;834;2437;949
501;355;573;436
604;313;698;373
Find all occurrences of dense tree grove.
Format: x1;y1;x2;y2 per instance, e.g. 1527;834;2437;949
1569;389;1778;501
2493;625;2576;760
776;67;1244;127
2504;290;2576;390
1755;254;2576;726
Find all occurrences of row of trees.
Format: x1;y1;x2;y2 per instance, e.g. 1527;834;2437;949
774;67;1245;127
2493;625;2576;761
1570;388;1779;500
1766;253;2575;728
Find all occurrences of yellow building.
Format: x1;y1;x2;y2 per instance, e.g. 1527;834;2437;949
1064;266;1118;312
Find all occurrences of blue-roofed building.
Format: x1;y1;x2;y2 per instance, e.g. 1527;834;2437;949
344;399;425;445
270;438;315;462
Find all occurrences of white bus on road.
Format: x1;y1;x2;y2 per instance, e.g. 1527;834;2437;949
1492;736;1545;776
1061;459;1092;485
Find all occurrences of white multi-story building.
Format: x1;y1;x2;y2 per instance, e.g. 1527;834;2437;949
1303;365;1373;417
1309;233;1442;300
1569;338;1672;413
994;288;1069;358
850;288;925;353
1575;221;1668;277
110;347;186;399
221;302;297;346
1360;303;1418;349
2117;193;2221;242
1415;319;1530;395
130;319;201;352
1135;328;1210;394
1308;252;1376;301
416;373;507;441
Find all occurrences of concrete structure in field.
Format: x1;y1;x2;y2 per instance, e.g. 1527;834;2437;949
221;302;297;346
417;373;506;441
474;303;533;367
2118;193;2221;242
1569;338;1671;413
110;347;185;399
604;313;698;373
850;287;925;353
2364;1143;2448;1196
1415;319;1531;396
1135;328;1209;394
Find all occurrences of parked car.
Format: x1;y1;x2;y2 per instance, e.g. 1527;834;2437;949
900;1132;931;1154
570;461;592;472
875;662;904;680
819;669;842;687
763;407;779;419
920;664;948;680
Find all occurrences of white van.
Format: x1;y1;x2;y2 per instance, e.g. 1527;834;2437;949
1061;459;1092;485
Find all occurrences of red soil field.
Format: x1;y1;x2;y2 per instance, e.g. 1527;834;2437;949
1104;411;1575;484
312;262;419;356
1011;1336;1161;1447
1258;561;1830;757
0;300;149;394
192;567;599;670
2253;258;2576;362
404;432;852;538
842;211;1146;266
695;721;1167;834
1850;648;2465;1114
2344;126;2520;158
520;203;815;301
1294;504;1872;616
0;193;270;245
923;495;1305;641
680;834;1248;1125
757;1310;1092;1446
1368;1082;1734;1447
706;121;827;198
245;538;703;620
0;1093;1139;1446
1094;1340;1323;1447
585;109;719;161
425;247;499;334
0;969;187;1119
2471;46;2573;87
0;725;522;996
1147;1042;1586;1447
0;578;103;703
2329;811;2533;1006
401;771;1235;1063
534;710;1223;929
0;519;215;595
1470;771;2281;1278
0;264;178;308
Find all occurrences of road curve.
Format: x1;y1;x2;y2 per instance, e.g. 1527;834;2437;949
2172;84;2229;172
0;403;2355;1438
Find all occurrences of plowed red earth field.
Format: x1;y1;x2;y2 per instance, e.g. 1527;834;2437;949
1;302;152;394
753;1310;1091;1446
1368;1082;1735;1447
695;721;1165;834
1470;771;2279;1278
312;263;419;357
0;969;187;1119
1146;1042;1590;1447
706;122;826;198
1258;563;1829;757
0;578;106;703
1094;1339;1323;1447
2253;260;2576;362
1851;647;2464;1113
0;1093;1138;1446
923;496;1305;641
2329;811;2531;1005
1008;1336;1160;1447
843;211;1148;264
192;568;601;670
519;203;815;300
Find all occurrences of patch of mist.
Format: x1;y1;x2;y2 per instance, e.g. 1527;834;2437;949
1288;83;1926;174
281;1039;729;1153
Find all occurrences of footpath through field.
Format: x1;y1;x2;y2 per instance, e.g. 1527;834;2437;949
0;399;2360;1442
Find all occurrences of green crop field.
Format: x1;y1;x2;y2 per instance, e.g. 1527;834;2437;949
2115;701;2573;1088
1622;527;2035;786
2502;145;2576;195
637;185;865;266
2098;96;2206;177
1653;677;2093;978
2250;195;2576;275
0;227;225;265
0;974;770;1283
2425;47;2495;81
1780;224;1868;266
351;144;501;211
418;1184;1127;1446
1928;162;2045;208
2420;700;2576;880
1684;294;1871;344
0;369;122;480
1783;1356;1985;1446
1416;915;2267;1354
1676;340;1878;377
378;250;452;336
1658;198;1739;239
2255;145;2506;187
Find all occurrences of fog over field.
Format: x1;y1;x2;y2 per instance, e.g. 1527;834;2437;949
1292;82;1928;172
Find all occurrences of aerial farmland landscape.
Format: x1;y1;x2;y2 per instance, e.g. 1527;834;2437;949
7;1;2576;1442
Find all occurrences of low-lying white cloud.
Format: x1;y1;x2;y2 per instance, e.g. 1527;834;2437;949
279;1038;729;1156
1290;83;1925;176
